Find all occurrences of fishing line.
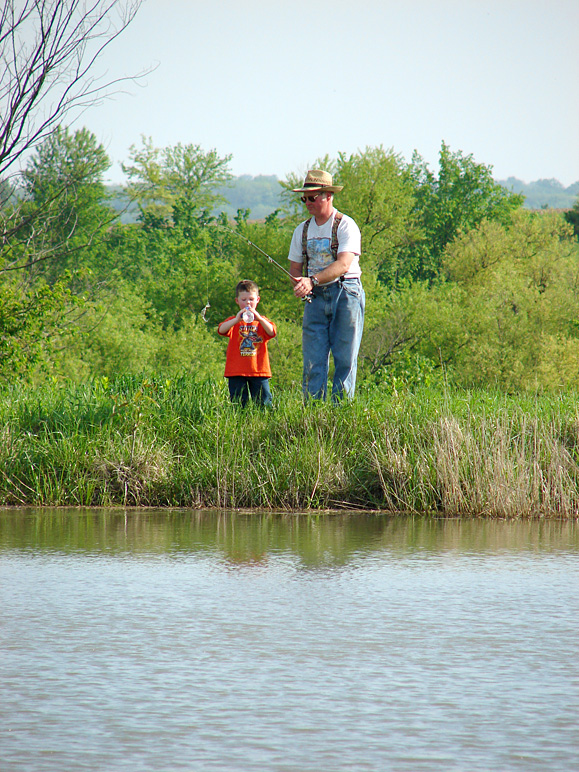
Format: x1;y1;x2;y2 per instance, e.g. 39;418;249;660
200;231;211;322
214;222;312;302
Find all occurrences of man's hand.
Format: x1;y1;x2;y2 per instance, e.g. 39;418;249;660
293;276;314;299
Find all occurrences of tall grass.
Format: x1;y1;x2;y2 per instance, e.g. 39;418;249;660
1;375;579;516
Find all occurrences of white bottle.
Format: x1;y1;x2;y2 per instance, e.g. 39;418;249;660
242;305;254;323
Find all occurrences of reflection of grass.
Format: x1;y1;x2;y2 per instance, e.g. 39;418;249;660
2;510;577;559
2;376;579;516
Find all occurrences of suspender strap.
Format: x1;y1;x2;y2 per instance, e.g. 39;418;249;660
301;217;311;272
330;211;343;260
301;211;343;274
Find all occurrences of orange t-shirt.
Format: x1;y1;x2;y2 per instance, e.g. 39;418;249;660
218;317;277;378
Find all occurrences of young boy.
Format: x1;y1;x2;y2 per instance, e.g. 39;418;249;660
218;280;277;406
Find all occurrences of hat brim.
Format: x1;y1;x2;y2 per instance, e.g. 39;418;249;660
291;185;344;193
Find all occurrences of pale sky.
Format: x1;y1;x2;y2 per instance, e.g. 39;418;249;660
80;0;579;186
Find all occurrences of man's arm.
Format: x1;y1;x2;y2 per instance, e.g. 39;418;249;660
291;252;356;299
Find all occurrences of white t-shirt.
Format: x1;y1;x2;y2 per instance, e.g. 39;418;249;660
288;210;362;281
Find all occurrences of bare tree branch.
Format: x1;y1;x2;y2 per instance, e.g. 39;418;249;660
0;0;144;176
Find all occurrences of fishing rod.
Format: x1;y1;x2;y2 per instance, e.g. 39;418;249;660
215;222;312;302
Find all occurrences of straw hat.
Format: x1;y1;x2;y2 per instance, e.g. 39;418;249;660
292;169;344;193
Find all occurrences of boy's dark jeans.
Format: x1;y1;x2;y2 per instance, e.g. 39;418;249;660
227;376;272;407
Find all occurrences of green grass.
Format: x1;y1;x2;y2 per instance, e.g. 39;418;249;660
2;375;579;516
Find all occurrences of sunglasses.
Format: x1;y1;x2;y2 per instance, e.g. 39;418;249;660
301;193;325;203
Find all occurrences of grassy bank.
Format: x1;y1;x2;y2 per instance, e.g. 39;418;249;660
2;376;579;517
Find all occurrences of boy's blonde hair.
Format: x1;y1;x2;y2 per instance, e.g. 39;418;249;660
236;279;259;296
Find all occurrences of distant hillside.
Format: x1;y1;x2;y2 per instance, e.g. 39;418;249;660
216;174;284;220
107;175;284;223
106;185;139;223
107;175;579;224
498;177;579;210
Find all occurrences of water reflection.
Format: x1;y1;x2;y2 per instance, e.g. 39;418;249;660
1;507;577;566
2;509;579;772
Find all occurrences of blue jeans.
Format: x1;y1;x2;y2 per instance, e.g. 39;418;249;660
302;277;365;402
227;376;273;407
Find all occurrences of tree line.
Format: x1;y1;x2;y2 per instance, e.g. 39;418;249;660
2;126;579;392
108;172;579;225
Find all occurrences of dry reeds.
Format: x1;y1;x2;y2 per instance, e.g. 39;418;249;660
433;413;579;516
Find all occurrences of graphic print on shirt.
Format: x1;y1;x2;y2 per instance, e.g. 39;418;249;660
239;325;263;356
308;237;333;275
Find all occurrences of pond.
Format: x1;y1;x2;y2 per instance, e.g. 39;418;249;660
1;508;578;771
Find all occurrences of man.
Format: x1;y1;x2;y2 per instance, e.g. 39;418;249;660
288;169;365;401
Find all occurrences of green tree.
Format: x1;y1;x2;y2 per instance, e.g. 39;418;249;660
82;204;239;368
406;142;524;280
410;210;579;388
564;198;579;239
0;126;117;379
0;275;82;380
334;146;420;286
122;137;233;226
18;126;114;282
